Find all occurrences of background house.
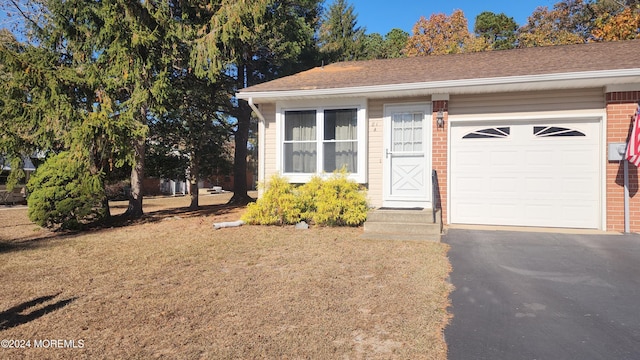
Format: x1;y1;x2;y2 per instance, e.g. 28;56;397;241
0;156;36;205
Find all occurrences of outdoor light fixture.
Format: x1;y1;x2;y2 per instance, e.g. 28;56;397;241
436;110;444;128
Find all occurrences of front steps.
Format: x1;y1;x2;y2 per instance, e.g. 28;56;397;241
361;208;442;242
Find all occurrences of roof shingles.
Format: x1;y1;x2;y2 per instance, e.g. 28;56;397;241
240;40;640;93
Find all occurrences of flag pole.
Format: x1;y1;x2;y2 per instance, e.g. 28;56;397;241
625;102;640;234
624;159;630;234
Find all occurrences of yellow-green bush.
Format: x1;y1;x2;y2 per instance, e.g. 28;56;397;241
297;175;323;222
312;172;369;226
241;172;369;226
242;175;300;225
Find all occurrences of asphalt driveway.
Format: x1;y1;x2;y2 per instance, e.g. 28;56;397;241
444;229;640;360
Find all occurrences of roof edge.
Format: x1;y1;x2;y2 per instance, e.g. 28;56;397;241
237;68;640;101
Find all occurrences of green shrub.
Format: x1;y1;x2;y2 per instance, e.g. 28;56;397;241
311;172;369;226
242;172;368;227
27;152;107;230
297;175;323;222
241;174;300;225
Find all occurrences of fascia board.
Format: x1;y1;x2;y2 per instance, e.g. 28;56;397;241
236;69;640;101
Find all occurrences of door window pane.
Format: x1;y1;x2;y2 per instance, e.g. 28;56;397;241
392;112;423;152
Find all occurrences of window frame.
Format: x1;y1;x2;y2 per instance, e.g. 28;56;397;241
276;98;367;183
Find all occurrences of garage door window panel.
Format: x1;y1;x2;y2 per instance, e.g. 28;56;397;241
462;127;510;139
534;126;586;137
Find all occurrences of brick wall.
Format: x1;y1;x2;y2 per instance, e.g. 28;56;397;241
606;91;640;232
432;100;448;224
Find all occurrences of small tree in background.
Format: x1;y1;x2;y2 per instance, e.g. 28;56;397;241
318;0;367;62
362;28;410;59
474;11;518;50
383;28;410;58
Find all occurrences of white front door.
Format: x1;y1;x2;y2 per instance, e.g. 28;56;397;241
383;104;431;208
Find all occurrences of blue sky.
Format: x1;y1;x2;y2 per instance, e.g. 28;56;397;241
1;1;556;37
347;0;556;35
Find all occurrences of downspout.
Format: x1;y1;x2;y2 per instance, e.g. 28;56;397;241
248;98;266;197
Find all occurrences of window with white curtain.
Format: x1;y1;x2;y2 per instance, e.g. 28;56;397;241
284;110;317;173
280;103;365;183
323;109;357;172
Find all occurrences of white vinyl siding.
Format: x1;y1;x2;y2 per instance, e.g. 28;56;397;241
450;88;604;117
261;103;277;185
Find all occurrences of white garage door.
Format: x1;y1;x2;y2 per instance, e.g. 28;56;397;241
451;121;600;229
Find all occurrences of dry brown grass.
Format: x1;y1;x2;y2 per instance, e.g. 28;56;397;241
0;193;452;359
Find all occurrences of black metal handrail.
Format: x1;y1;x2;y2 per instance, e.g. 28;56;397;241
431;169;441;224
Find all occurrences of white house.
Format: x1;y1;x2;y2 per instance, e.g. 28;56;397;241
237;40;640;232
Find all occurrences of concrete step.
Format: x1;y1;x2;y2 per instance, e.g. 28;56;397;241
362;208;443;242
365;208;435;224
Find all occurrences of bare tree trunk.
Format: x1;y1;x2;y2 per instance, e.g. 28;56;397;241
227;100;254;206
125;107;147;218
125;137;145;218
189;152;199;210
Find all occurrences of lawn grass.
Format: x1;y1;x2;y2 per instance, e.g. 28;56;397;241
0;193;452;359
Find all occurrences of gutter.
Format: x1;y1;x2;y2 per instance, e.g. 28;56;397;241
247;97;265;196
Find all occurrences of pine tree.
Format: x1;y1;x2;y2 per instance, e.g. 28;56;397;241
192;0;322;205
474;11;518;50
1;0;178;222
318;0;366;62
148;72;233;210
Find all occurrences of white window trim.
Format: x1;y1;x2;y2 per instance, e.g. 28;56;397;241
276;98;367;183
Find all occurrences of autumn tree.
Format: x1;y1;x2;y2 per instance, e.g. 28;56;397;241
517;0;591;47
318;0;366;62
592;5;640;40
518;0;640;46
405;9;473;56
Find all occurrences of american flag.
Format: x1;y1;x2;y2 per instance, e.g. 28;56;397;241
626;110;640;167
